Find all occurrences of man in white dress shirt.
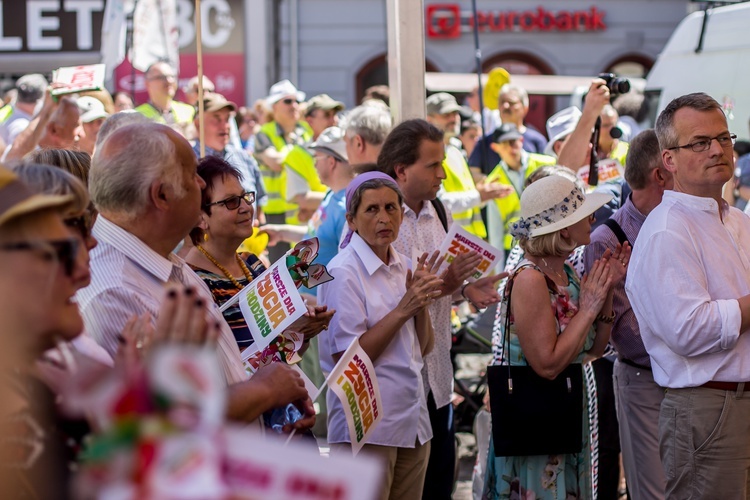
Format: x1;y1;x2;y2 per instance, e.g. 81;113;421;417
626;93;750;498
77;122;313;426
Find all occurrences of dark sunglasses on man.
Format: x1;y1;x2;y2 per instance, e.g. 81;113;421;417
0;237;80;276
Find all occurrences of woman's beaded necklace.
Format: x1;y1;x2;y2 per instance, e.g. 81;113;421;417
196;244;253;290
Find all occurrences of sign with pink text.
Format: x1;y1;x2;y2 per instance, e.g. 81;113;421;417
436;222;502;281
237;260;307;352
326;339;382;456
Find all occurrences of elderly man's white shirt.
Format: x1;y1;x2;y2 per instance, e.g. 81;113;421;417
625;191;750;388
318;232;432;447
76;216;247;384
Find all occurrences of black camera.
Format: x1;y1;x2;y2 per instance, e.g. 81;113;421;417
598;73;630;96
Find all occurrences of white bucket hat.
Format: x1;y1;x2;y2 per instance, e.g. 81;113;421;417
308;126;348;162
265;79;306;106
510;175;613;238
544;106;582;157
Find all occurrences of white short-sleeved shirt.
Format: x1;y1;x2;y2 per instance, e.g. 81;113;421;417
318;232;432;447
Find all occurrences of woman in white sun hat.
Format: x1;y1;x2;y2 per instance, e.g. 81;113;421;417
484;173;630;500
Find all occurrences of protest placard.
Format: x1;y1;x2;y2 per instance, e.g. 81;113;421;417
435;222;502;281
237;259;308;352
325;339;382;456
223;426;383;500
577;158;624;187
51;64;106;96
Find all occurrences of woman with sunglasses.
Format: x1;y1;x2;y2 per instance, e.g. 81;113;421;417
0;165;88;498
185;156;333;354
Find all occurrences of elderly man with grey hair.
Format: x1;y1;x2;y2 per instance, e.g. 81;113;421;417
76;121;314;427
342;103;392;168
0;73;47;145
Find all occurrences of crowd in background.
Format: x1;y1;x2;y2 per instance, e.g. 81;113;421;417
2;60;750;500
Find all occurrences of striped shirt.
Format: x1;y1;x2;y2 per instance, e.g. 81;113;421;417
75;216;247;384
583;194;649;366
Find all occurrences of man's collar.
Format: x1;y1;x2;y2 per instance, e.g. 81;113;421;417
665;190;729;216
93;215;182;283
402;199;435;220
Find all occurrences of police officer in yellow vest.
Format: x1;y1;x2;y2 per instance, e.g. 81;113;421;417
135;62;195;132
426;93;509;240
486;123;556;251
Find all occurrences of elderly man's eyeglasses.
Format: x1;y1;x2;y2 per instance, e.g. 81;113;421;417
0;237;79;276
667;133;737;153
204;191;256;210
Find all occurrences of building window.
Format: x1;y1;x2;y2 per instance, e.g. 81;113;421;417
355;54;439;104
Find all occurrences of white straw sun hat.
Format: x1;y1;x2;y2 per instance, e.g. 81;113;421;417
510;175;613;238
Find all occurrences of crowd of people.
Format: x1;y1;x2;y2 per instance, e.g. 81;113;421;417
1;59;749;500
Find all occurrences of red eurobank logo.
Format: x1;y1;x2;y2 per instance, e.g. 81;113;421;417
426;4;607;39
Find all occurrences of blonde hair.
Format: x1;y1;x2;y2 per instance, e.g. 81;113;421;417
518;231;577;258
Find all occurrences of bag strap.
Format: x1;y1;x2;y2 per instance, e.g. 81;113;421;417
501;261;563;367
602;218;630;246
430;198;449;232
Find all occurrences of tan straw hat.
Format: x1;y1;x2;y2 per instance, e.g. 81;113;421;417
510;175;612;238
0;166;73;228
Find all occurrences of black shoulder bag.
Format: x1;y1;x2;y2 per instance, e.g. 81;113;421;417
487;265;584;456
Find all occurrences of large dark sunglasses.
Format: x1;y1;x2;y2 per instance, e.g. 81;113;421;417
282;98;299;105
204;191;256;211
0;237;79;276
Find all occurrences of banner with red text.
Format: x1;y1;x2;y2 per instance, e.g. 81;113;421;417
435;222;502;281
51;64;105;96
237;260;307;352
326;339;382;456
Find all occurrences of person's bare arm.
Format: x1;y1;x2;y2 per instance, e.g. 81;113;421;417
414;307;434;356
255;148;285;173
6;89;58;161
556;78;609;170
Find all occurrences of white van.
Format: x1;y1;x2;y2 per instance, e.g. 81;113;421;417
646;2;750;139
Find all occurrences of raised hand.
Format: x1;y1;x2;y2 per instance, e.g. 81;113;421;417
579;258;614;316
399;253;444;317
287;304;336;341
441;251;483;294
463;272;508;309
601;242;631;285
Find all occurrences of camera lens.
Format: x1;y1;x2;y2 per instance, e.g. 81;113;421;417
612;78;630;95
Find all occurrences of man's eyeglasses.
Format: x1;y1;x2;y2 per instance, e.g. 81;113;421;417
204;191;256;210
282;98;299;105
147;74;176;82
0;237;79;276
667;133;737;153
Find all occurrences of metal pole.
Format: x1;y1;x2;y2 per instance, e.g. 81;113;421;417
195;0;205;158
386;0;426;122
470;0;487;169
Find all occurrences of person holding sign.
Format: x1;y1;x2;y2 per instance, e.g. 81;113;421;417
185;156;334;354
484;174;628;499
318;172;443;500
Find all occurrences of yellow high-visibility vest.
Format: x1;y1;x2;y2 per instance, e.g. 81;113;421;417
0;105;12;124
283;144;328;225
486;152;556;250
256;121;313;218
441;145;487;238
135;101;195;125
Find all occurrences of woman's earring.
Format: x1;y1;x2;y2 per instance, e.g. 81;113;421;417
203;232;209;242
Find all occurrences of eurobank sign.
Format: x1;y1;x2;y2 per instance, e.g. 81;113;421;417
426;4;607;39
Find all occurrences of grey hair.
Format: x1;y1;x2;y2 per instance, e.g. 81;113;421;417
499;83;529;108
12;162;89;218
346;178;403;219
96;111;151;148
655;93;722;150
90;124;184;219
342;105;392;146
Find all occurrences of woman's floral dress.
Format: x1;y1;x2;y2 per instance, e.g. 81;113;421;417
484;260;595;500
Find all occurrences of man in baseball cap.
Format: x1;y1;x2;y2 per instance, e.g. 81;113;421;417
193;94;266;211
304;94;345;141
77;96;110;155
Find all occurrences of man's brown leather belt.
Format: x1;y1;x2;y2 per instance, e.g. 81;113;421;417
701;381;750;391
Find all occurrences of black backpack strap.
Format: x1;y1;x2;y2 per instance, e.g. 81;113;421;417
430;198;449;232
602;218;630;246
